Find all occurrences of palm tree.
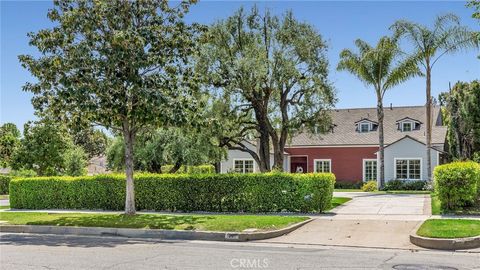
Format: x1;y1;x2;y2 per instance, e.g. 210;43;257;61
338;37;421;189
391;14;478;182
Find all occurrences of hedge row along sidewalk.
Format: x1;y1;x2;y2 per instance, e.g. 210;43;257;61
9;173;335;213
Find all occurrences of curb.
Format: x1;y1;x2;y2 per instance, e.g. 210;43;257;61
0;218;312;242
410;234;480;250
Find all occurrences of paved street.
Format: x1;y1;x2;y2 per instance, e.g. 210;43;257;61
1;233;479;270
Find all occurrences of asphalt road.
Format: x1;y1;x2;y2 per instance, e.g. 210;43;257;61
1;233;479;270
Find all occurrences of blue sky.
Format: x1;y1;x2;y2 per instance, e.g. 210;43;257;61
1;1;479;131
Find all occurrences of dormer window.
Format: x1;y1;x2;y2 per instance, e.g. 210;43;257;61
402;122;412;132
396;117;421;132
355;119;377;133
360;123;370;133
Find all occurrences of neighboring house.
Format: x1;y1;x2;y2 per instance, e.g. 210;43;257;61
221;105;447;185
87;155;109;175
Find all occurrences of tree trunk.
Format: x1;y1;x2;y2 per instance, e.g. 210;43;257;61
377;97;385;189
122;121;136;215
426;64;432;182
253;104;271;172
168;161;182;174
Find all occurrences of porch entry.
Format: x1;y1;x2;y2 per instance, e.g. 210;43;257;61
290;156;307;173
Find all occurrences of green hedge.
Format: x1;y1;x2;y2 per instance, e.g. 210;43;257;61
9;173;335;213
0;175;11;195
162;164;215;174
434;161;480;210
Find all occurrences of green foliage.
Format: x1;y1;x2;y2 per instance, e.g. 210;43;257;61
10;173;335;213
107;128;224;173
434;161;480;210
361;181;377;192
197;6;335;171
161;164;215;174
384;180;427;191
334;181;362;189
71;128;109;158
64;146;88;176
0;123;21;167
442;81;480;160
8;169;37;178
11;120;73;176
0;175;11;195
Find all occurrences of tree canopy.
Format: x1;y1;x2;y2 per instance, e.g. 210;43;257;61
19;0;201;214
0;123;21;168
197;6;335;171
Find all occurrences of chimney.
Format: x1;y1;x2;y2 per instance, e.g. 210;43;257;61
390;103;393;110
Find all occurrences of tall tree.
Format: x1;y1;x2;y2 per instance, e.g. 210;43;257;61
0;123;21;168
197;7;335;171
441;80;480;160
338;37;421;188
391;14;478;182
11;120;73;176
19;0;200;215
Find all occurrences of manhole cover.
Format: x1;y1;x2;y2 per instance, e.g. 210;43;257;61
393;264;458;270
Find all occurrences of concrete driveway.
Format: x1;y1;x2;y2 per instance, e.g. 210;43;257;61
262;193;430;249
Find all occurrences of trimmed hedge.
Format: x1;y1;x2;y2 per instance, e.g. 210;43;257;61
0;175;11;195
9;173;335;213
434;161;480;210
384;180;427;191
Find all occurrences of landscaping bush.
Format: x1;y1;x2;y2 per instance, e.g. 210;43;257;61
334;181;362;189
384;180;427;191
434;161;480;210
9;172;335;213
361;181;377;192
0;175;11;195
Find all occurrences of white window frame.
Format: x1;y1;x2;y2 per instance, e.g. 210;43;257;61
394;158;422;180
401;121;413;132
232;158;255;173
359;122;370;133
362;159;377;182
313;159;331;173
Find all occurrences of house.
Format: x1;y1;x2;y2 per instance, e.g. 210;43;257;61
221;105;447;185
87;155;109;175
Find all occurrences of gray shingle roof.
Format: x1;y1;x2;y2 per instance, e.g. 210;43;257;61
288;105;447;146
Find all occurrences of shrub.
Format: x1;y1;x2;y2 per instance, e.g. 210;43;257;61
434;161;480;210
384;180;427;191
9;172;335;213
161;164;215;174
9;169;37;178
64;146;87;176
361;181;377;192
334;181;362;189
0;175;11;195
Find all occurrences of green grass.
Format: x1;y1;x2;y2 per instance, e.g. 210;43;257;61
417;219;480;238
0;195;8;200
0;205;9;210
328;197;351;210
0;212;307;232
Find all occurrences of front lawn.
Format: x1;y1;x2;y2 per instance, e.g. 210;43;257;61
328;197;351;210
416;219;480;238
0;212;308;232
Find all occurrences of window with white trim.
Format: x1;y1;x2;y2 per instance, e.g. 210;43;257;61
314;159;331;173
402;122;412;132
234;159;254;173
359;123;370;133
395;159;421;180
363;160;377;182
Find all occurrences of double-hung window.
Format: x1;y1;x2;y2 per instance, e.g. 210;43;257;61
314;159;331;173
402;122;412;132
395;159;421;180
234;159;254;173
